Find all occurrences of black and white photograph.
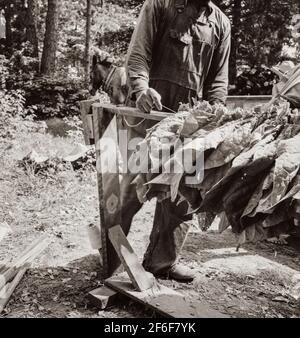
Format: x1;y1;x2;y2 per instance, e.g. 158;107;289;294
0;0;300;321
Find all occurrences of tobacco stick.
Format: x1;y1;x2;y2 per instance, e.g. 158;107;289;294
0;265;29;314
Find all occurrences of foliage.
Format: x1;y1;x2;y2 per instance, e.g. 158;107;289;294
0;54;9;89
215;0;300;71
63;115;84;143
238;0;300;66
0;89;46;139
231;66;277;95
0;1;137;119
1;0;300;113
17;76;88;118
0;44;89;118
92;2;139;62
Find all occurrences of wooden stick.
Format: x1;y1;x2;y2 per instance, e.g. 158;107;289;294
0;265;29;314
0;258;11;275
12;236;50;269
0;267;19;291
0;234;47;273
93;103;172;122
108;225;155;292
11;234;49;269
88;286;119;310
0;236;50;290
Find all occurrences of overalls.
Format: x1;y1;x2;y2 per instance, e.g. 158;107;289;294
117;0;218;275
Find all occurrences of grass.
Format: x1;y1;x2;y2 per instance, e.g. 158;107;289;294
0;118;156;318
0;128;97;265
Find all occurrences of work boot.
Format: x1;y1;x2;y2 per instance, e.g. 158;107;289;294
155;263;195;282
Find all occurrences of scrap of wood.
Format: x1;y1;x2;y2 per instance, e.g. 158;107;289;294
0;222;12;243
0;267;19;291
12;235;50;269
105;273;229;318
108;225;155;292
9;234;48;268
79;99;97;145
0;258;10;275
0;235;50;290
88;285;119;310
0;264;29;314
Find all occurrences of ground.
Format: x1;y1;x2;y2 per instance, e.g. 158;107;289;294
0;124;300;318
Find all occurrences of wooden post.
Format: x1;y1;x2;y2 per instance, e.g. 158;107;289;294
93;105;122;278
79;99;97;145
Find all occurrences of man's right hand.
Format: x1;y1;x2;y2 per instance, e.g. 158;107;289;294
136;88;162;113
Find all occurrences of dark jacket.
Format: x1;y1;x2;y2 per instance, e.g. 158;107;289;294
126;0;231;109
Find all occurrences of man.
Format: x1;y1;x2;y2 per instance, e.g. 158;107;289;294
118;0;231;282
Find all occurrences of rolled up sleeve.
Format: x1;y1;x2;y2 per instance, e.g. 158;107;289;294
126;0;164;98
203;19;231;105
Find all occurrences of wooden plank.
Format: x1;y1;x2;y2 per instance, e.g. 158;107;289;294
105;273;229;318
0;267;19;291
0;222;11;244
93;99;273;123
0;258;10;275
86;115;94;141
93;106;122;279
79;99;97;145
12;236;50;269
88;285;119;310
92;103;172;122
0;235;49;290
0;264;29;314
108;225;155;292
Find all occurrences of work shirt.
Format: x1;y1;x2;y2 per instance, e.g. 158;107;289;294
126;0;231;111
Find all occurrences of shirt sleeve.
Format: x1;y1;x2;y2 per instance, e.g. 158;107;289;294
203;18;231;105
126;0;164;98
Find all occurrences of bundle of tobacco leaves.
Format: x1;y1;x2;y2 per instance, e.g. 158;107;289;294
133;98;300;247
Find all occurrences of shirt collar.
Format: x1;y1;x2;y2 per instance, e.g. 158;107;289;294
207;2;217;24
196;1;216;25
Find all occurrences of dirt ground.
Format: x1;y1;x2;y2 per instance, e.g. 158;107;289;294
0;130;300;318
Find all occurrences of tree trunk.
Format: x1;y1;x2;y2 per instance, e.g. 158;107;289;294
4;2;13;55
84;0;92;88
40;0;59;75
230;0;242;84
26;0;39;57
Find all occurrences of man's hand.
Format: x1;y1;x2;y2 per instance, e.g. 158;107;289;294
136;88;162;113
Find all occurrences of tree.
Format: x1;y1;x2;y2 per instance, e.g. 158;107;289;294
84;0;92;87
229;0;242;83
213;0;300;83
26;0;39;57
0;10;5;39
40;0;59;75
3;1;13;53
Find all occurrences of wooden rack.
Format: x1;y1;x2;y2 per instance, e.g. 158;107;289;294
81;101;228;318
